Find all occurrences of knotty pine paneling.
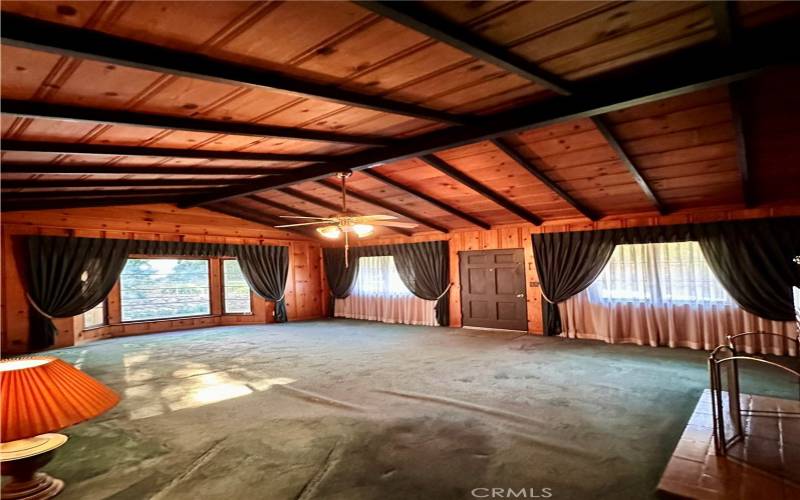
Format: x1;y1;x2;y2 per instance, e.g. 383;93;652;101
1;204;327;354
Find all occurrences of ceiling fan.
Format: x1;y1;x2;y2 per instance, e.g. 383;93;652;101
274;172;417;265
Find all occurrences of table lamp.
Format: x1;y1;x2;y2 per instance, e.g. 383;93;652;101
0;357;119;499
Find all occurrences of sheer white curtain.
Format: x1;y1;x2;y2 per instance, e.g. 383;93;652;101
335;256;437;326
560;241;796;355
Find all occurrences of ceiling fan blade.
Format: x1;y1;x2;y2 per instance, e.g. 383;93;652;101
278;216;332;220
351;215;397;221
369;221;418;228
274;221;332;228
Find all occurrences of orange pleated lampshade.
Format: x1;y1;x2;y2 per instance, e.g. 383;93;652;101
0;357;119;442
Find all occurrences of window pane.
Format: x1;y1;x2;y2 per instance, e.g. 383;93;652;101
120;259;211;322
84;302;105;328
223;260;252;314
352;256;412;296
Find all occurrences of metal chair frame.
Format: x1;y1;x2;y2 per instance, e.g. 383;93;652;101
708;331;800;456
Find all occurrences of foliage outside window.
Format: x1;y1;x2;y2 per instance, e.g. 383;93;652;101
120;259;211;322
83;301;106;328
223;260;252;314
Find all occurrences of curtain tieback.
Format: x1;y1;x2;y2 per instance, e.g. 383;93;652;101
26;293;55;319
276;292;286;302
434;283;453;302
539;289;556;304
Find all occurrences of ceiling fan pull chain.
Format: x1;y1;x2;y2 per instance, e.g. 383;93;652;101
344;230;350;268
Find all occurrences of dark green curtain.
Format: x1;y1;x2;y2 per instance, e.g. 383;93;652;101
322;248;359;317
531;231;616;336
695;218;800;321
26;236;133;349
233;245;290;322
390;241;450;326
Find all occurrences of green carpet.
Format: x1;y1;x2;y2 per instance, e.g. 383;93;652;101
38;320;796;500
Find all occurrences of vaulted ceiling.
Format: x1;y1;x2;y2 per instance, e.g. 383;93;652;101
2;1;799;238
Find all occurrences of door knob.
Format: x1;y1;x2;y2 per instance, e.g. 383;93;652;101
516;293;524;298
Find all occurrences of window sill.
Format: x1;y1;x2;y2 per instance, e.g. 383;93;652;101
83;325;107;331
120;314;220;325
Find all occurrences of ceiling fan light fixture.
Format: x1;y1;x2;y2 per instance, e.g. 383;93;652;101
352;224;374;237
316;225;342;239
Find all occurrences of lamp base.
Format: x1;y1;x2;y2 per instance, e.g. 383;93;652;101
2;472;64;500
1;434;68;500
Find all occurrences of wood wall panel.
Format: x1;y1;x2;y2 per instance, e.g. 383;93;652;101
1;204;327;354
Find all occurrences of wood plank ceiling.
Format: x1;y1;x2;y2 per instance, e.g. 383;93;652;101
2;1;799;237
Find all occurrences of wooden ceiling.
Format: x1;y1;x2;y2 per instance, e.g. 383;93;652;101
2;1;799;238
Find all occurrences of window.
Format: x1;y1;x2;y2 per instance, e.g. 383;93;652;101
352;256;412;296
120;258;211;322
335;255;436;326
223;260;252;314
83;301;106;328
589;241;733;305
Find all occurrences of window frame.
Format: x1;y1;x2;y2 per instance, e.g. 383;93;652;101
119;255;213;323
83;299;108;330
221;258;253;315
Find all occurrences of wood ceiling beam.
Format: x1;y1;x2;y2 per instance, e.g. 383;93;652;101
1;179;248;189
245;195;412;237
0;163;285;176
711;0;738;47
356;1;571;95
1;12;465;125
490;138;598;221
3;188;208;200
315;179;449;234
1;100;391;146
711;1;754;207
592;117;666;214
277;187;342;213
1;193;192;212
420;155;542;225
244;195;323;219
360;169;491;230
727;80;754;208
1;140;334;163
178;16;798;206
203;204;313;239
